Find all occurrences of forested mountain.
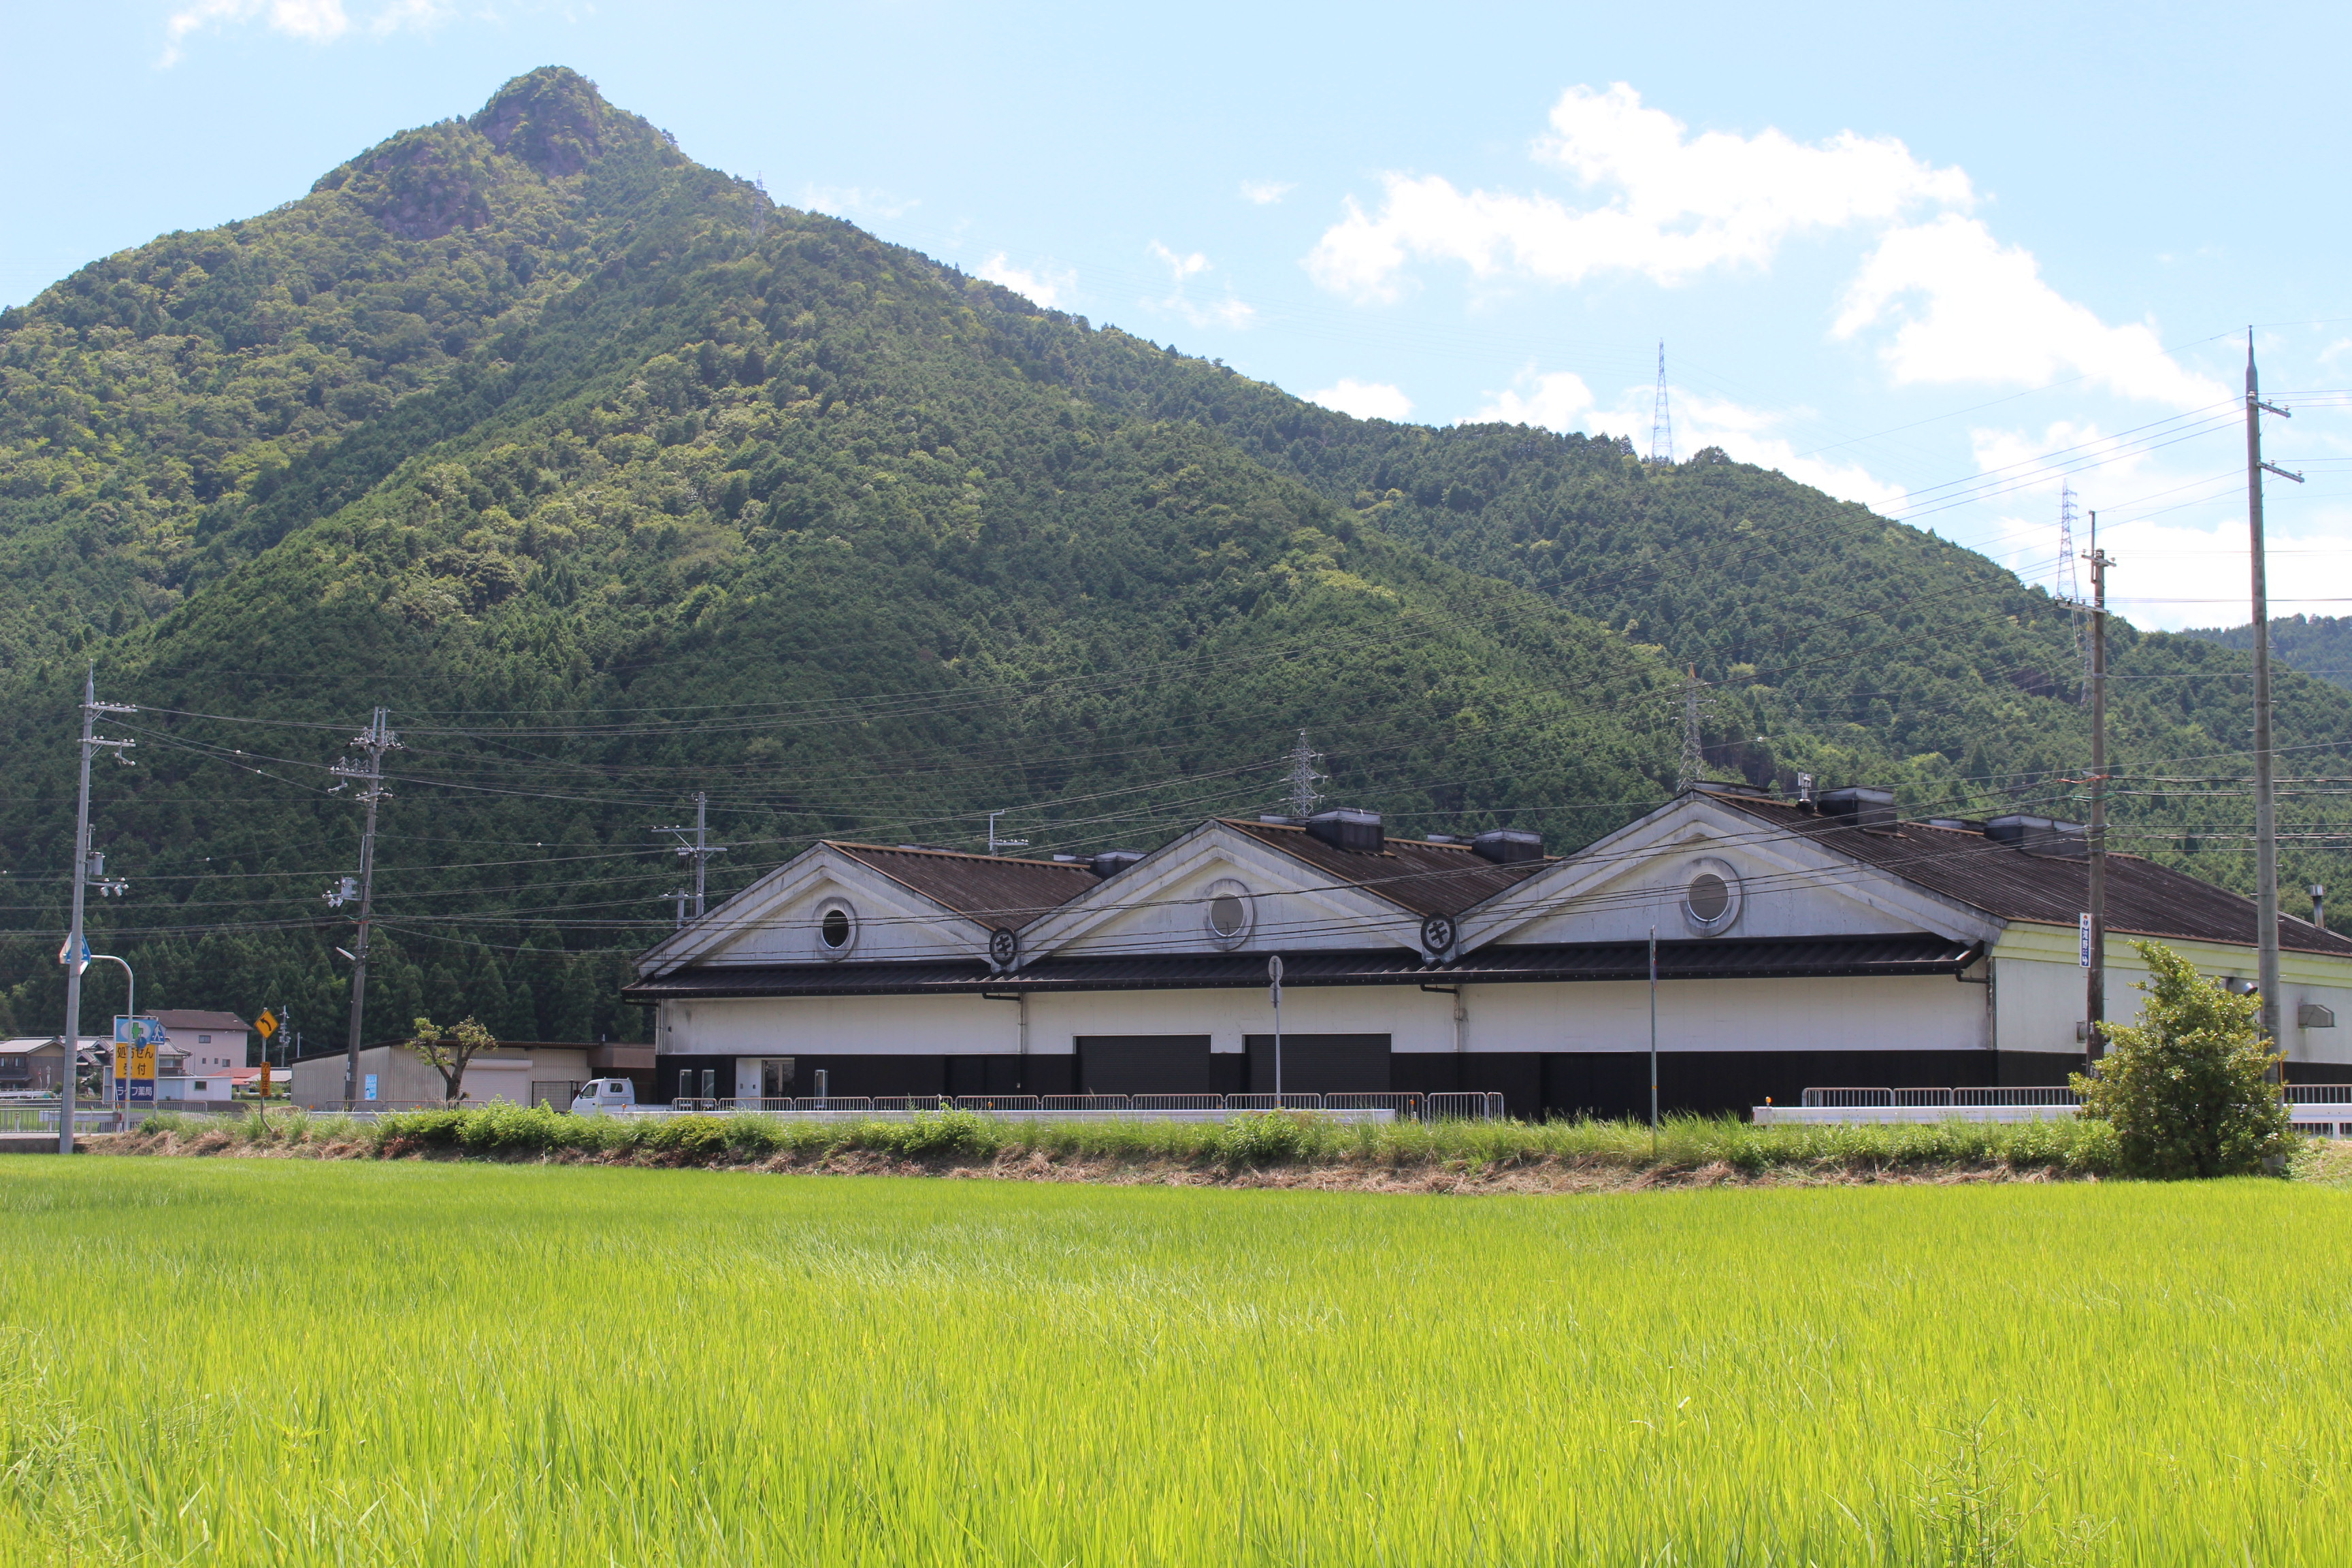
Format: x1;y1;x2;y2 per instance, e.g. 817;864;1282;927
0;67;2342;1047
2186;615;2352;691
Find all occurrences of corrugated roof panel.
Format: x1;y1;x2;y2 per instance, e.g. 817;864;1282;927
1716;796;2352;956
828;843;1102;928
1221;819;1553;915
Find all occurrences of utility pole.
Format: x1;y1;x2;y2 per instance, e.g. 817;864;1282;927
986;811;1028;856
655;794;728;919
334;708;398;1107
56;669;135;1154
2246;332;2302;1064
2085;513;2113;1062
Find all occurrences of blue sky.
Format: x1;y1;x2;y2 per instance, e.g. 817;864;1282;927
9;1;2352;630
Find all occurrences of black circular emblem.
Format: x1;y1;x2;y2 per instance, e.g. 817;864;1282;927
988;928;1019;967
1420;914;1456;954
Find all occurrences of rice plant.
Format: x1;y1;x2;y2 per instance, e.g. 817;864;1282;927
0;1158;2340;1565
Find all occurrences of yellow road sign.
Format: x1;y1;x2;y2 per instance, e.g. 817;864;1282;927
255;1009;278;1039
127;1044;156;1079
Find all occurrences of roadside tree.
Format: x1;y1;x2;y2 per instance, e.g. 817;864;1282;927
406;1015;500;1105
2072;941;2293;1177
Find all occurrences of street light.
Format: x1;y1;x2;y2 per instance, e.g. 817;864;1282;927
84;952;132;1129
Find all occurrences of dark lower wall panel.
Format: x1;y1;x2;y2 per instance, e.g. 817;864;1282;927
1390;1049;2076;1121
1076;1036;1216;1095
652;1053;1059;1101
1241;1034;1390;1094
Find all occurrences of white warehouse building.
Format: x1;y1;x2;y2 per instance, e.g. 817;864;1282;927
624;782;2352;1117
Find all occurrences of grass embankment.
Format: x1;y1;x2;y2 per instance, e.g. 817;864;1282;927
109;1104;2125;1188
4;1159;2348;1564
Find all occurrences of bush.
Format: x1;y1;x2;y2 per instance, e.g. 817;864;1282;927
2072;941;2294;1178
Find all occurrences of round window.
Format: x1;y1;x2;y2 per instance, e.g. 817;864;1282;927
1687;873;1729;923
1680;857;1742;934
1201;878;1254;948
816;904;856;958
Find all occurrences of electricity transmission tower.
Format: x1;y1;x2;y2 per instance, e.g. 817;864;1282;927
1283;731;1326;818
332;708;398;1107
1675;667;1714;792
2059;483;2089;702
655;792;729;919
1649;342;1673;464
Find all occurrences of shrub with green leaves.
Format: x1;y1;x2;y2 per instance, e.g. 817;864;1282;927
2072;941;2293;1179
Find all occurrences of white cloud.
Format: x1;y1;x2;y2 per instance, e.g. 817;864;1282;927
800;184;919;223
1465;369;1596;431
1307;82;1971;301
1146;241;1256;329
1240;180;1296;206
1309;379;1414;422
1834;215;2231;409
369;0;453;35
161;0;444;62
977;253;1073;309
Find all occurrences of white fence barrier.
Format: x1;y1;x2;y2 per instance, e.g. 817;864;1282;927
1765;1084;2352;1133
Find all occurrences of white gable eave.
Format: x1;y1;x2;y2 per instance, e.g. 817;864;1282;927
1453;792;2002;954
1014;819;1428;967
634;844;991;978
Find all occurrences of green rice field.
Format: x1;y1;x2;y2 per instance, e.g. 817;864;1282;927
1;1159;2345;1566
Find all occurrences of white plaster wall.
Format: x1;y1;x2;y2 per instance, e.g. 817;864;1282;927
1993;943;2352;1068
1057;864;1400;956
659;978;1982;1060
664;994;1022;1057
1503;850;1929;945
701;874;977;966
1463;975;1987;1054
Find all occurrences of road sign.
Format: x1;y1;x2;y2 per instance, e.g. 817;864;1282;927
255;1009;278;1041
1267;953;1284;1005
115;1039;156;1105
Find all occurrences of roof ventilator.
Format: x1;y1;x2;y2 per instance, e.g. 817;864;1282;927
1089;849;1145;878
1985;816;2089;859
1472;828;1544;864
1307;808;1384;853
1818;787;1897;830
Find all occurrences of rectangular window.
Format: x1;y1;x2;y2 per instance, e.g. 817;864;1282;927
677;1069;695;1101
700;1068;717;1098
197;1034;212;1045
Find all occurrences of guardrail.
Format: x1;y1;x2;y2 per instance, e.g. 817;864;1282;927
1801;1087;2083;1109
660;1091;1491;1121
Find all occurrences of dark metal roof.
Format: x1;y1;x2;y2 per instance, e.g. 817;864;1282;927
623;934;1977;1002
828;843;1102;929
1716;796;2352;957
1220;819;1554;916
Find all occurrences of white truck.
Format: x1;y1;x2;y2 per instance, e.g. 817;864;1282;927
570;1078;639;1115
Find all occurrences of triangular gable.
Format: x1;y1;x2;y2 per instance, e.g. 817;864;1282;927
634;844;1000;978
1016;820;1438;966
1455;792;2000;953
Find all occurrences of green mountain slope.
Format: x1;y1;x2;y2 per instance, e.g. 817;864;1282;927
0;67;2343;1047
2185;615;2352;691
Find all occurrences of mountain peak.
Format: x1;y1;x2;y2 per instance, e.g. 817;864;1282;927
306;67;673;240
470;67;621;178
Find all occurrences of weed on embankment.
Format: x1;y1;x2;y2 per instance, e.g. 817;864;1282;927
108;1104;2127;1187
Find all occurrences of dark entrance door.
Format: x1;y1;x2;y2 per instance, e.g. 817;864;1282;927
1243;1034;1391;1093
1075;1036;1216;1094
